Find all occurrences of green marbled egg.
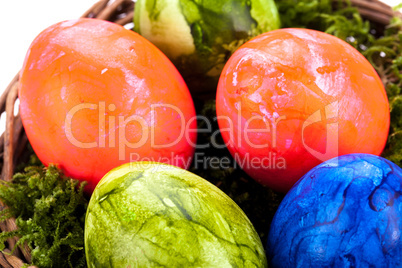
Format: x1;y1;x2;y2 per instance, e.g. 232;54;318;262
85;162;267;267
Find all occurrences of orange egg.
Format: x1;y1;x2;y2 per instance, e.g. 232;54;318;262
216;28;390;193
19;18;197;193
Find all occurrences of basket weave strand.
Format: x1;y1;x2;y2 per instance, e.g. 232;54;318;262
0;0;398;267
346;0;395;25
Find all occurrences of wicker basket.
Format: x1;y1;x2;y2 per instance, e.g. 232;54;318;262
0;0;399;266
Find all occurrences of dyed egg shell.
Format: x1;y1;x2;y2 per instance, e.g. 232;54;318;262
85;162;267;267
18;19;197;193
267;154;402;267
216;28;390;193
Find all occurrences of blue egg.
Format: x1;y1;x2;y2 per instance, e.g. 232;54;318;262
267;154;402;267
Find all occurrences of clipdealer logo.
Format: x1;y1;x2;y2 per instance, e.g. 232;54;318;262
302;100;339;162
63;100;339;169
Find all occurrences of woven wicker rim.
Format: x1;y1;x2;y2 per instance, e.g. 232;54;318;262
0;0;398;266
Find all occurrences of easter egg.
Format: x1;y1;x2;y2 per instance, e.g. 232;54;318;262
18;18;197;193
85;162;267;267
267;154;402;267
134;0;280;97
216;28;390;192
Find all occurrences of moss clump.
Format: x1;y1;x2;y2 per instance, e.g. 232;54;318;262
0;164;88;268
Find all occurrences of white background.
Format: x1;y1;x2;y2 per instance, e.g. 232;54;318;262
0;0;99;93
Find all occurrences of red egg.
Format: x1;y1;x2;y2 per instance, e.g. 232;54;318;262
216;28;390;193
19;18;197;192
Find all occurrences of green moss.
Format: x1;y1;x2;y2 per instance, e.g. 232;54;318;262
276;0;374;48
0;164;88;268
